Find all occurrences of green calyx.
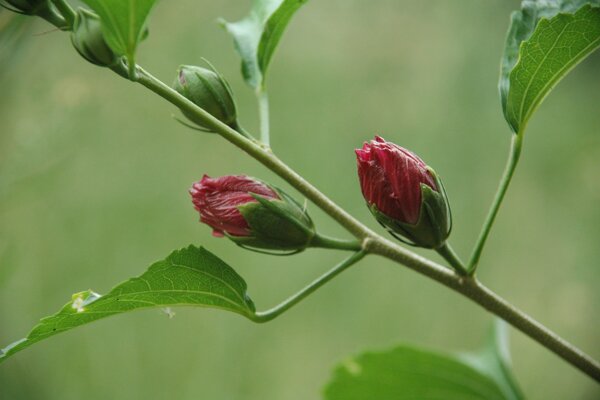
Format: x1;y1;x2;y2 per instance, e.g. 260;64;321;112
173;63;239;132
372;169;451;249
71;9;118;67
232;188;316;254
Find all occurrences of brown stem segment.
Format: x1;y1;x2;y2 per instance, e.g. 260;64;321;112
367;238;600;382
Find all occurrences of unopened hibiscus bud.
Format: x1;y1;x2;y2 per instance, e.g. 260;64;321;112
173;65;238;131
190;175;315;253
356;136;451;249
3;0;66;28
71;9;118;67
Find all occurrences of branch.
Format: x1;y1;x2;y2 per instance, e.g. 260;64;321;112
366;238;600;381
133;66;600;381
251;250;367;323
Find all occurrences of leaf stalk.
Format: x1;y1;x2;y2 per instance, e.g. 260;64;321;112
251;250;367;323
468;133;523;275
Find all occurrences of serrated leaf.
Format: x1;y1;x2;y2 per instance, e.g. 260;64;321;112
81;0;157;77
222;0;308;89
459;320;524;400
324;346;510;400
0;245;255;364
500;1;600;133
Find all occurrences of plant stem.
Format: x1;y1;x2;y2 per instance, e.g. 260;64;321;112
367;238;600;381
436;242;468;275
468;134;523;274
257;89;270;146
51;0;76;28
136;66;373;240
311;233;363;252
133;66;600;381
251;250;366;323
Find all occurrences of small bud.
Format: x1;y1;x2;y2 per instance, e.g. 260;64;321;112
3;0;65;28
71;9;118;67
173;65;238;131
190;175;315;253
356;136;451;249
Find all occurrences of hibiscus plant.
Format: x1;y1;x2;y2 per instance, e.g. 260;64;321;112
1;0;599;398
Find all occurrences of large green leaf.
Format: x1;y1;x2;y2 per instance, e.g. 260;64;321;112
81;0;157;77
500;1;600;133
323;322;523;400
0;246;255;364
221;0;308;89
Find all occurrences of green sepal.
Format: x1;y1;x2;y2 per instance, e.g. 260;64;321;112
232;187;315;253
71;9;118;67
371;169;451;249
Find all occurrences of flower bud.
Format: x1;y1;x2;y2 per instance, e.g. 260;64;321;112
173;65;238;131
71;9;118;67
356;136;451;249
190;175;315;253
3;0;65;28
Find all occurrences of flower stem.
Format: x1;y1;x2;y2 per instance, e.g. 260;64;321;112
311;233;363;252
251;250;367;323
257;89;270;146
133;66;599;381
436;242;468;275
468;133;523;275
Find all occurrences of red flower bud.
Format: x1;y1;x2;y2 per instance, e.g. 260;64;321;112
190;175;279;237
190;175;316;253
356;136;451;248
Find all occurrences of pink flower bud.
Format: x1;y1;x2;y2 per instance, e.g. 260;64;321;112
356;136;436;224
190;175;279;237
190;175;316;253
356;136;450;248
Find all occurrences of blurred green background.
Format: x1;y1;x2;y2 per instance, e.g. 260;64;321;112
1;1;599;399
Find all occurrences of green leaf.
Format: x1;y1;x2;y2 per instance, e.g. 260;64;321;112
81;0;157;77
324;347;509;400
323;322;523;400
459;320;524;400
221;0;308;89
0;245;255;364
500;1;600;133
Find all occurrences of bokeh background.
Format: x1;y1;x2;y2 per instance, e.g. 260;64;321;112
1;1;599;399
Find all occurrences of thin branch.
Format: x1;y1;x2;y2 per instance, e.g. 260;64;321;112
468;134;523;274
251;250;366;323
